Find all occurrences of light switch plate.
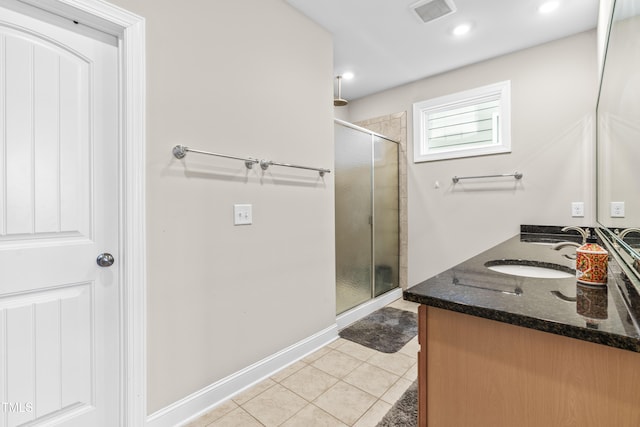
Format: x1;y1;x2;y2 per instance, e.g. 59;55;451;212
234;204;252;225
610;201;625;218
571;202;584;218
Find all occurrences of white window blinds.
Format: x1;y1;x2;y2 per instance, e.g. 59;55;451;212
413;81;511;162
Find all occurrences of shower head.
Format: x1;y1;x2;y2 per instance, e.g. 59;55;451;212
334;76;348;106
334;98;348;107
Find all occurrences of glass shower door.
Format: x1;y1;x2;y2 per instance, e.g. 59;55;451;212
335;124;372;314
373;136;399;297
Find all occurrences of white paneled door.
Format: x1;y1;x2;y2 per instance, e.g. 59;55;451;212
0;5;119;427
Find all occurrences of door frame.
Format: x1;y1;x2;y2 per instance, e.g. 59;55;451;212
0;1;148;425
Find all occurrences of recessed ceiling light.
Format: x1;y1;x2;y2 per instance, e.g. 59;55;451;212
342;72;354;80
538;1;559;14
452;23;471;36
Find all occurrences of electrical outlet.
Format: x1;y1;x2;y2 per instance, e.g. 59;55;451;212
234;204;252;225
571;202;584;218
610;201;625;218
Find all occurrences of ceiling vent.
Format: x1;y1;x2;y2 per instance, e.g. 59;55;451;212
411;0;456;24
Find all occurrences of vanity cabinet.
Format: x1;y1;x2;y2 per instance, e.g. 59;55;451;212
417;305;640;426
405;230;640;427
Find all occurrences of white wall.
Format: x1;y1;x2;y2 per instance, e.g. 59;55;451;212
108;0;335;414
347;31;598;286
334;105;350;121
598;0;615;79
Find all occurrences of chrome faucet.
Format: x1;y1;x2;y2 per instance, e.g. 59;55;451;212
554;226;589;260
613;227;640;249
617;227;640;240
561;226;589;244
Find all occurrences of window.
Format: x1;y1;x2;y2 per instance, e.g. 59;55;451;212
413;80;511;162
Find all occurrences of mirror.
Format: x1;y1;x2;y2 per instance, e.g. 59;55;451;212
597;0;640;277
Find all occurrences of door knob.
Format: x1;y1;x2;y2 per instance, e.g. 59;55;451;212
96;253;115;267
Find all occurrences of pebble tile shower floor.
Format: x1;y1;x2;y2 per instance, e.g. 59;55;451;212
184;298;419;427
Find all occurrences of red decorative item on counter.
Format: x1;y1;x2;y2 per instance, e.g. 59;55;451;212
576;235;608;285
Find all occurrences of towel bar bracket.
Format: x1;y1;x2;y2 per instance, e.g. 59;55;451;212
172;145;187;159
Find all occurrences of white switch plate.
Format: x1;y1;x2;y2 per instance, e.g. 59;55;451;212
234;204;252;225
610;201;625;218
571;202;584;217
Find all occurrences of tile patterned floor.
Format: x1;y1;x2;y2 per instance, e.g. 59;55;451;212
184;298;419;427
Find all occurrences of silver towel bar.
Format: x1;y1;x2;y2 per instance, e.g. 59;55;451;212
172;145;331;177
452;171;523;184
172;145;259;169
258;159;331;176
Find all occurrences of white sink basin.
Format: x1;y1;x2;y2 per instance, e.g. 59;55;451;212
485;261;574;279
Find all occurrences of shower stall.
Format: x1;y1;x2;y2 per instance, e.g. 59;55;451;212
335;119;399;315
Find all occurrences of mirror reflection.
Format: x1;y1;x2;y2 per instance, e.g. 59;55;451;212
597;0;640;270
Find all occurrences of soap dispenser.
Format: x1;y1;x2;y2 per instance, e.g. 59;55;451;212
575;230;608;285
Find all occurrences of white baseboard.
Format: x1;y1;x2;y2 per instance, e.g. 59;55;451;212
336;287;402;330
146;288;402;427
146;324;339;427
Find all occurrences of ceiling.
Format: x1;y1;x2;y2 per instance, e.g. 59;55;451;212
286;0;600;101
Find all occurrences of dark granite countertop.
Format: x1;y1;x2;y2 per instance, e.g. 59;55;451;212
403;226;640;352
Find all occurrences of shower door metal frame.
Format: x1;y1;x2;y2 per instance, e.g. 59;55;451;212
335;119;400;311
